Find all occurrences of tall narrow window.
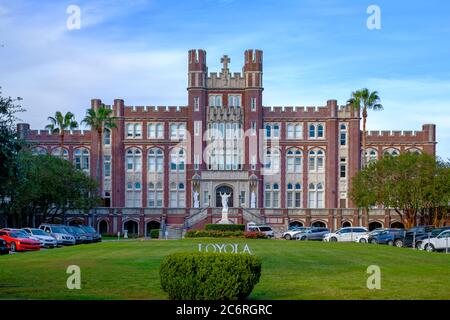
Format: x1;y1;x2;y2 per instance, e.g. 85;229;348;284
170;148;185;172
103;129;111;145
148;148;164;173
309;124;316;138
104;155;111;177
340;124;347;146
317;124;324;138
156;123;164;138
194;97;200;111
251;97;257;111
126;148;142;172
287;124;294;139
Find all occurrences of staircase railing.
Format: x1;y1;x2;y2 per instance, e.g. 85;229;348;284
185;207;210;229
241;208;264;225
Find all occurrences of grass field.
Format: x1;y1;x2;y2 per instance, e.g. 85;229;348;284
0;239;449;300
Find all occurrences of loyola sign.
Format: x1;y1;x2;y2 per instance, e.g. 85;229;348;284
197;243;252;254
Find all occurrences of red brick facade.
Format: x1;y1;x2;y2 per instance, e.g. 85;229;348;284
18;49;437;236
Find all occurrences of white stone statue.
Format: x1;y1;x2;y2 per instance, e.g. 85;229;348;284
193;190;199;208
220;192;231;210
250;191;256;208
218;192;231;224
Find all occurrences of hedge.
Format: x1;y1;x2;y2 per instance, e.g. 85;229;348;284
160;252;262;300
150;229;160;239
205;224;245;231
185;230;244;238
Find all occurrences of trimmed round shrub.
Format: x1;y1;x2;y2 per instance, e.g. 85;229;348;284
205;224;245;232
150;229;160;239
160;252;262;300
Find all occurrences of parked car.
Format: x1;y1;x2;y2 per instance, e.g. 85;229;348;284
404;226;435;248
367;229;406;247
247;225;274;238
71;226;94;243
63;226;89;244
22;228;58;248
419;229;450;252
0;238;10;255
39;224;76;246
354;228;384;243
323;227;369;242
77;225;102;242
0;229;41;252
295;227;329;241
282;227;310;240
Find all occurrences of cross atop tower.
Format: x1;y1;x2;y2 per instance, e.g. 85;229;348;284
220;55;230;74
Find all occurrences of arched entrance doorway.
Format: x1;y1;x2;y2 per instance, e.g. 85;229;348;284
146;221;161;237
312;221;326;228
369;221;383;231
289;221;303;229
391;221;405;229
215;185;233;208
98;220;108;235
342;221;352;228
124;220;139;235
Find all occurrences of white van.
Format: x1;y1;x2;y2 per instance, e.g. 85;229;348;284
247;225;274;238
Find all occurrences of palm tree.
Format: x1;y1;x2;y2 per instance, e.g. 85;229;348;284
45;112;78;158
347;88;383;168
81;105;117;195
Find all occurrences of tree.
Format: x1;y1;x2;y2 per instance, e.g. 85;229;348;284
45;111;78;158
8;152;99;227
347;88;383;167
350;152;450;229
0;87;25;212
82;105;117;195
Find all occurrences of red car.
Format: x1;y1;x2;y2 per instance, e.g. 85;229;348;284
0;229;41;252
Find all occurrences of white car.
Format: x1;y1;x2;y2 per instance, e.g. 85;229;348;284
419;229;450;252
323;227;369;242
247;225;274;238
282;227;310;240
22;228;58;248
354;229;384;243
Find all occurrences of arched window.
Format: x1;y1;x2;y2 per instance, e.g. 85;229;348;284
103;129;111;145
365;149;378;163
51;147;69;160
317;124;324;138
170;148;185;172
308;182;325;208
407;148;421;155
148;148;164;173
169;182;185;207
31;146;47;156
286;148;302;173
264;183;280;208
309;124;316;138
384;148;400;157
156;123;164;138
148;181;163;207
287;183;302;208
170;123;186;140
74;148;90;170
308;149;325;172
126;148;142;172
264;148;280;172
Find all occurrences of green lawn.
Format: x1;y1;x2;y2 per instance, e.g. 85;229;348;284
0;239;449;300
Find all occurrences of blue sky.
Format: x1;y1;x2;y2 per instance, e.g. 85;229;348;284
0;0;449;157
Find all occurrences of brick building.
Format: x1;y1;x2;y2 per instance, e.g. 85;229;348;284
18;49;437;236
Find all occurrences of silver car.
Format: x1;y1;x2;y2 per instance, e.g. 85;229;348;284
295;227;330;241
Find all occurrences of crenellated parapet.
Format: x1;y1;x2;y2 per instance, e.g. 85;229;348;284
123;105;188;118
262;100;359;119
366;124;436;144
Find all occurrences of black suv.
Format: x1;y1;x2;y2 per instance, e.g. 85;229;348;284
404;226;435;248
367;228;406;247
